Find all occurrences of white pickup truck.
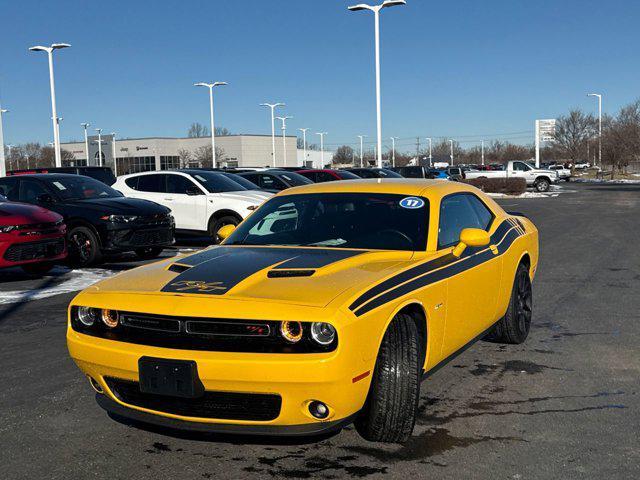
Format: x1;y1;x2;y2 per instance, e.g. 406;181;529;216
465;160;559;192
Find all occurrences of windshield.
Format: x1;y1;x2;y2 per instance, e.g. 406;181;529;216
46;176;123;200
226;193;429;251
379;169;403;178
188;171;248;193
219;172;261;190
336;171;360;180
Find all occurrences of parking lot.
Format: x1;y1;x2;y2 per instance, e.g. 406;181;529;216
1;182;638;480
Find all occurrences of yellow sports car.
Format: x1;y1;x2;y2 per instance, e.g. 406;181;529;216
67;179;538;442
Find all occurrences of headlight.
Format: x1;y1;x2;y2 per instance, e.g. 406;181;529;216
310;322;336;346
280;321;303;343
77;306;98;327
101;309;120;328
102;215;139;223
0;225;19;233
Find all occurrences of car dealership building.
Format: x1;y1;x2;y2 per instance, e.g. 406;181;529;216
61;134;298;175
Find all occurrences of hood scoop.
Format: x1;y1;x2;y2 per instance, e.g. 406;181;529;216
267;269;316;278
168;263;192;274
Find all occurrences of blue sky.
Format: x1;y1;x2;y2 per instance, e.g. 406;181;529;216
1;0;639;152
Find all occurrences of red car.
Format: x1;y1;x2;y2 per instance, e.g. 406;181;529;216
297;169;361;183
0;194;67;273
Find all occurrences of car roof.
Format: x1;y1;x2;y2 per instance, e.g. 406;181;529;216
2;173;82;181
297;169;339;173
276;178;480;199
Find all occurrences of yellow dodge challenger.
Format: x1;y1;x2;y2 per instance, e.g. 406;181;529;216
67;179;538;443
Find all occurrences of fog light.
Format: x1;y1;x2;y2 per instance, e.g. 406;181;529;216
310;322;336;346
280;321;303;343
77;306;97;327
101;309;119;328
309;400;329;419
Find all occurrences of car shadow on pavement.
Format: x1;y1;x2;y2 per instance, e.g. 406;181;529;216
0;275;61;323
106;411;340;446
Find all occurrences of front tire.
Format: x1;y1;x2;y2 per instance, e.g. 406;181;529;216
534;178;550;192
68;226;102;267
209;215;240;244
490;263;532;344
355;314;421;443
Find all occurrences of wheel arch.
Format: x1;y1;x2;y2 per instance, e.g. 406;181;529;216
382;300;429;372
208;209;243;226
66;218;103;248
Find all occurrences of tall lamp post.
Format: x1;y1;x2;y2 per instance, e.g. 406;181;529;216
275;116;293;166
298;128;309;167
0;105;8;177
316;132;328;168
81;123;90;165
587;93;602;168
357;135;367;167
426;137;433;167
195;82;227;167
260;102;285;167
481;140;485;166
29;43;70;167
111;132;118;176
348;0;406;169
390;136;399;167
95;128;103;166
449;139;454;166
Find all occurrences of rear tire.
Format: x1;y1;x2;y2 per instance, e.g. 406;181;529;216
489;263;532;344
21;262;55;275
209;215;240;244
355;314;421;443
68;226;102;267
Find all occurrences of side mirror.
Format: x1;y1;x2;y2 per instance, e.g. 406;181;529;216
186;186;202;196
37;193;54;204
452;228;490;258
217;224;236;242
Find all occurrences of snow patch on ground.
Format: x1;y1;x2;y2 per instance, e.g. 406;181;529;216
486;185;574;198
0;268;117;305
573;178;640;184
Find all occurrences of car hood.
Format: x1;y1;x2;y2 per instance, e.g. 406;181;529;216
63;197;170;215
85;245;416;308
0;201;62;225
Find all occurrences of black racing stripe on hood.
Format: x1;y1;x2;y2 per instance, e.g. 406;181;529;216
162;247;366;295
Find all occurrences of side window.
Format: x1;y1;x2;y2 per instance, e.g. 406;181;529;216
259;175;287;190
0;178;19;201
242;173;259;184
125;177;139;190
19;179;49;204
166;174;197;194
438;194;493;249
137;174;166;193
513;162;528;172
316;172;335;183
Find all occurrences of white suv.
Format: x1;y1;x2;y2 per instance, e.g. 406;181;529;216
113;170;273;240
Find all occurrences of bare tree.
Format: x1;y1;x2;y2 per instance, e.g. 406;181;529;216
188;122;209;138
61;149;76;165
332;145;355;165
193;145;226;168
214;126;231;136
177;148;193;168
551;109;597;162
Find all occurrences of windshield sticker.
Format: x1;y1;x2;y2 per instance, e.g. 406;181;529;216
399;197;425;209
194;175;207;182
52;181;67;190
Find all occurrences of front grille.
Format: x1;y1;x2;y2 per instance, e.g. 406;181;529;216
129;229;173;246
104;377;282;421
15;220;62;236
3;238;65;262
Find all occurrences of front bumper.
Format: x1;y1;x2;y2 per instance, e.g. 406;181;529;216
0;234;66;267
67;327;373;433
103;224;175;252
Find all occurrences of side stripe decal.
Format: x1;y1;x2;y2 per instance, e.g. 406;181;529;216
350;220;523;317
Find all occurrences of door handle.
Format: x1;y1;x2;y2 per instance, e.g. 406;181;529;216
164;197;173;201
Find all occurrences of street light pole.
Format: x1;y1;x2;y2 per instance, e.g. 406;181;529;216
276;116;293;166
348;1;406;169
390;136;399;167
195;82;227;167
298;128;309;167
426;137;432;167
0;105;8;177
260;103;285;167
111;132;118;176
357;135;367;167
481;140;485;166
95;128;103;166
449;139;455;166
587;93;602;168
316;132;328;168
81;123;90;166
29;43;70;167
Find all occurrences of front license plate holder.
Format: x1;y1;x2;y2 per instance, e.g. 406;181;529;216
138;357;204;398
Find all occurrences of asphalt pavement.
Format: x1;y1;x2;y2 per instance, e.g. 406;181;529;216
1;183;638;479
